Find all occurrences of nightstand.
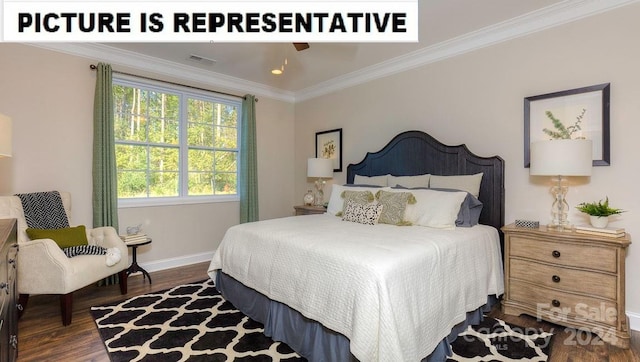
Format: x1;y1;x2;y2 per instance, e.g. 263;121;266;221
294;205;326;215
501;224;631;348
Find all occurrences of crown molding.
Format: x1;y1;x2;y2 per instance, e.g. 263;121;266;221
27;0;639;104
294;0;640;102
28;43;296;103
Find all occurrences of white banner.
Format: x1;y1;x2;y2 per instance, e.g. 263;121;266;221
2;1;419;42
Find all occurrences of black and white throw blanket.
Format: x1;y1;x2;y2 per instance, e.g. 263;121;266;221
15;190;70;229
16;191;113;261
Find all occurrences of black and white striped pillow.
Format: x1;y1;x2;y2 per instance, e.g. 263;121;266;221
62;245;107;258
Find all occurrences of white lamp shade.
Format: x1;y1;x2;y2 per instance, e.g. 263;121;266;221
307;158;333;178
530;139;592;176
0;114;11;158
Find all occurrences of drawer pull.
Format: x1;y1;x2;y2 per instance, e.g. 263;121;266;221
552;250;561;258
552;299;561;307
552;275;561;283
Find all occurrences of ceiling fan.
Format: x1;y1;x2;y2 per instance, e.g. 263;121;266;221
293;43;310;51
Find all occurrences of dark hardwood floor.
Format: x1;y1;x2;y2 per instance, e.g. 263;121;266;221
18;262;211;361
487;309;640;362
17;262;640;361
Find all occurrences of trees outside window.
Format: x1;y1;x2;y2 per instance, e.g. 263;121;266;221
114;78;240;204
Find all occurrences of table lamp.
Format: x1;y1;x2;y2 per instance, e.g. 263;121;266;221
307;158;333;206
530;139;592;230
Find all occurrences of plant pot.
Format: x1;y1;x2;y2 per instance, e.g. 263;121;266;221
589;215;609;229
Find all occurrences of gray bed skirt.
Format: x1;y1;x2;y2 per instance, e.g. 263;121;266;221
215;271;498;362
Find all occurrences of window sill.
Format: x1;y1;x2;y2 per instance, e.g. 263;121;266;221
118;195;239;209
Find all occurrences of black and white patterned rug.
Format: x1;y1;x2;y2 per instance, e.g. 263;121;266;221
91;280;553;362
447;316;553;361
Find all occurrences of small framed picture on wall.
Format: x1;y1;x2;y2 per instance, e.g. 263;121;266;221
316;128;342;172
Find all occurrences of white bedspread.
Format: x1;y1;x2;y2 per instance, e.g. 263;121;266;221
208;214;504;362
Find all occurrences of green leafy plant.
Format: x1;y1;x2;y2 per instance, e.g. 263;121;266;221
576;197;625;217
542;108;586;139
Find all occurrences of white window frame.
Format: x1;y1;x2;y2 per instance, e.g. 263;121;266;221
114;75;242;208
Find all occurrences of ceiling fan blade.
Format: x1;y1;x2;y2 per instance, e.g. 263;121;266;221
293;43;310;51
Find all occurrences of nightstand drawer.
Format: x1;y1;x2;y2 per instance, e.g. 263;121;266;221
510;258;616;300
510;236;617;273
294;205;326;215
510;279;618;327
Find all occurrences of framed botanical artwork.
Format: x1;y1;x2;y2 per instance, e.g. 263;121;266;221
316;128;342;172
524;83;610;167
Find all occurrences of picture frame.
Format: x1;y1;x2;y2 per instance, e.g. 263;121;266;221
316;128;342;172
524;83;610;167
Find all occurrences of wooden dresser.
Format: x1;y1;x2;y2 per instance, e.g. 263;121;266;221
502;223;631;348
0;219;18;362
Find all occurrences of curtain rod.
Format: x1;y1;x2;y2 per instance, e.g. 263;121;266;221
89;64;257;102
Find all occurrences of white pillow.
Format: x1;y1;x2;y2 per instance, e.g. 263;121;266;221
353;174;389;187
429;173;483;198
388;174;431;188
326;185;389;216
404;189;467;229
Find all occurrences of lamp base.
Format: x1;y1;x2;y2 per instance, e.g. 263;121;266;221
314;179;326;207
548;176;571;231
547;223;574;232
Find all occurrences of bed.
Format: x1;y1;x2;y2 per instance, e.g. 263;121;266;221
208;130;505;361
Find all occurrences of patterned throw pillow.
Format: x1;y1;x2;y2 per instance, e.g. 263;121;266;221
375;190;416;225
338;190;375;216
342;200;383;225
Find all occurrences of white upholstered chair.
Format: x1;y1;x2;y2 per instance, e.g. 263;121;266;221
0;192;128;325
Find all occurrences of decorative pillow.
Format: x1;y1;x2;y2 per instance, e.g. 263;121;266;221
326;184;388;216
429;173;483;198
394;186;483;227
342;200;383;225
429;188;483;227
375;190;416;225
403;189;468;229
25;225;89;249
62;244;106;258
388;174;431;189
354;174;389;187
339;190;375;216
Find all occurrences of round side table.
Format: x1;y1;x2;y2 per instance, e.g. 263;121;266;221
126;238;152;284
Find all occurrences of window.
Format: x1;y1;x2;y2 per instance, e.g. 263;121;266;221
113;77;241;206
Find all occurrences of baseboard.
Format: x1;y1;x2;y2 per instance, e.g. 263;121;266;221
137;251;214;274
628;311;640;331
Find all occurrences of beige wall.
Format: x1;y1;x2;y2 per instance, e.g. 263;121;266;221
295;5;640;318
0;43;295;269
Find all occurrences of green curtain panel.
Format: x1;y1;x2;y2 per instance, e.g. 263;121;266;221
92;63;119;230
93;63;120;286
239;95;259;223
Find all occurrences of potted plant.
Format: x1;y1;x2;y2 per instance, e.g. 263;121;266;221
576;197;625;228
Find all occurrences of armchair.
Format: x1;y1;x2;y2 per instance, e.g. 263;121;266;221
0;191;128;325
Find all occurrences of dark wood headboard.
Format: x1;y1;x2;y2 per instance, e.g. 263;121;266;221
346;130;505;237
